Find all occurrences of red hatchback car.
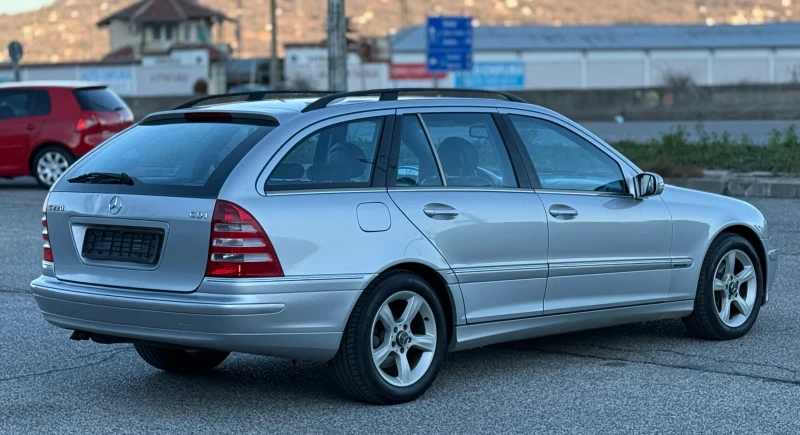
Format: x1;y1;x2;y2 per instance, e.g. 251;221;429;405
0;81;134;188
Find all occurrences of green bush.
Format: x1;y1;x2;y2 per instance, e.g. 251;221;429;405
610;124;800;177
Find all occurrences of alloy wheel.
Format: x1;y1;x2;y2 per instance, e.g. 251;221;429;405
713;249;758;328
371;291;437;387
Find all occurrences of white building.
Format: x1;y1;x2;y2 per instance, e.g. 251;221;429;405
0;0;233;96
389;22;800;90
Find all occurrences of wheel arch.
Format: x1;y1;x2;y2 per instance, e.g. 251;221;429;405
28;142;74;176
370;262;460;345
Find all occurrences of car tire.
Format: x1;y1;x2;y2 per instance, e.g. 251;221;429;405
32;146;74;189
330;271;448;405
682;233;764;340
133;343;230;374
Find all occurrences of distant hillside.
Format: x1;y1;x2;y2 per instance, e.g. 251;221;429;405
0;0;797;63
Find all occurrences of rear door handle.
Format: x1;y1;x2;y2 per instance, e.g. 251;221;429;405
423;203;459;220
549;204;578;218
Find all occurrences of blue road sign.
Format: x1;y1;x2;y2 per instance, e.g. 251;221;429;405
426;16;473;73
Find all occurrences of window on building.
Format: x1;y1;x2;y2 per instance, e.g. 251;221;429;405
152;24;162;40
164;25;173;41
183;23;191;41
197;23;208;42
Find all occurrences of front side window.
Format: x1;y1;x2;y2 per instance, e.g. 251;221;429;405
509;115;626;194
266;117;384;189
420;113;517;188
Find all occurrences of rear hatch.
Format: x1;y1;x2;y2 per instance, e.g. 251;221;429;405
73;87;135;145
45;112;276;292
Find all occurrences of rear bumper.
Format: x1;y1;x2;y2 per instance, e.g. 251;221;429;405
30;275;368;361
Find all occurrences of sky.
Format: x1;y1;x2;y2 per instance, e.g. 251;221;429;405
0;0;53;14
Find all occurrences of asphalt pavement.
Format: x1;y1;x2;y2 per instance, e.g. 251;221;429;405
2;179;799;434
582;120;800;144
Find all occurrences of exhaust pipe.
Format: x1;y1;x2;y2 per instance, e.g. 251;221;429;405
69;330;132;344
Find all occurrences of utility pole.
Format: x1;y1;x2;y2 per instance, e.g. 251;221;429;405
270;0;280;89
327;0;347;92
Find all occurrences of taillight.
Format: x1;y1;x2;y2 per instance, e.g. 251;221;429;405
76;112;99;132
205;200;283;278
42;214;53;262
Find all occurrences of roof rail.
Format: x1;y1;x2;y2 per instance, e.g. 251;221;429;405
174;90;334;110
300;87;528;113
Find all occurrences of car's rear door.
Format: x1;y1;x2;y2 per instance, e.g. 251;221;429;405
387;107;550;323
500;109;674;314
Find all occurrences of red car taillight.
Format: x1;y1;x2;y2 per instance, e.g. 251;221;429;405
76;112;99;132
42;214;53;262
205;200;283;278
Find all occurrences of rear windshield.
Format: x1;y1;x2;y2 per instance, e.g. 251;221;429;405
56;120;275;198
73;87;129;112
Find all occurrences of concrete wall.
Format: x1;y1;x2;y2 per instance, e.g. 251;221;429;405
511;83;800;121
124;84;800;123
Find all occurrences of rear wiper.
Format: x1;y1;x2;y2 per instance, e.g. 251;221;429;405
67;172;134;185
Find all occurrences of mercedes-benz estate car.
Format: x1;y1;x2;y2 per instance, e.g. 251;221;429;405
30;88;778;405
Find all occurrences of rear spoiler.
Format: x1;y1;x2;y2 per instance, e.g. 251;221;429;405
140;110;280;126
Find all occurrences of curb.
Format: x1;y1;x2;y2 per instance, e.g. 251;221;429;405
665;176;800;199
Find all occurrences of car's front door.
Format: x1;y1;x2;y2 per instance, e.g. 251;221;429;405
388;108;550;324
501;110;674;315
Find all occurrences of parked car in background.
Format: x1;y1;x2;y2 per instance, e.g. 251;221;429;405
0;81;134;188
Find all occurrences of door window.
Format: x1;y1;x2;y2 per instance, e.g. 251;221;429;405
266;117;384;189
394;115;442;187
419;113;517;188
0;90;51;120
508;115;626;194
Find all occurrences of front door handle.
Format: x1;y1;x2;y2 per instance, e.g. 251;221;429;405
549;204;578;218
423;203;459;220
27;124;36;131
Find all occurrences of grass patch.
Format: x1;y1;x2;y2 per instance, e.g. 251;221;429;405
610;124;800;177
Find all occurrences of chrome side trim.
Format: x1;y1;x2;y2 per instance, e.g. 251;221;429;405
455;264;548;283
548;258;673;277
452;300;694;351
264;187;387;196
388;187;532;194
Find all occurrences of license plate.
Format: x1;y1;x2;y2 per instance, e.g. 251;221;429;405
81;227;163;265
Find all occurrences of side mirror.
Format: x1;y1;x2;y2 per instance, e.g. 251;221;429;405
634;172;664;198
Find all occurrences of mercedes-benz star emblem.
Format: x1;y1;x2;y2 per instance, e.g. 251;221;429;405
108;196;123;215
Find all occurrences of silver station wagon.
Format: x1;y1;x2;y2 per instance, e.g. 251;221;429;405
31;88;778;404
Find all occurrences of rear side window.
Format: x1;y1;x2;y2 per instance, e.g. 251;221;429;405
0;90;51;119
266;117;384;190
73;87;129;112
58;120;275;198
